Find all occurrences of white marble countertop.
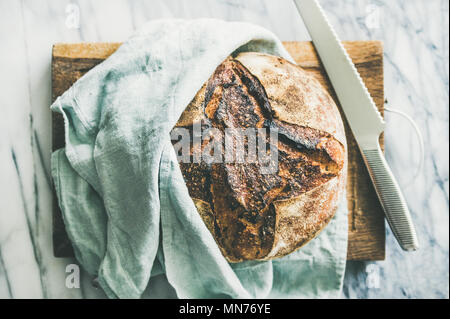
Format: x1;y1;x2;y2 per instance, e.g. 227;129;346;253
0;0;448;299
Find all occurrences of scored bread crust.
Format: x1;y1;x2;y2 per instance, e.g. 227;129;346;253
234;53;346;146
173;52;347;262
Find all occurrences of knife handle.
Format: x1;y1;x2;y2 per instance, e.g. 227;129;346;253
362;145;419;251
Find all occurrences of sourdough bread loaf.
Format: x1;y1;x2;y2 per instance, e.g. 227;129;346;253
171;52;347;262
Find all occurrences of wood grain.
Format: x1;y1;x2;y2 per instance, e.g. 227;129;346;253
52;41;385;260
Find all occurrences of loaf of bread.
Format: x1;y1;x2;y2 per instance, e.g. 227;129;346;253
171;52;347;262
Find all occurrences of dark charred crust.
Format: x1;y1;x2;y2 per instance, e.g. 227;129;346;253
268;119;329;150
232;60;273;117
224;163;285;212
260;205;276;249
178;162;212;203
215;86;262;128
204;59;267;130
170;56;345;261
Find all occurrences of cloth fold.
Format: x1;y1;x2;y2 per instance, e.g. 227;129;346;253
51;18;348;299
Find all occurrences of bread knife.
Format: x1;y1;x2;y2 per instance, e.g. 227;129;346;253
293;0;419;251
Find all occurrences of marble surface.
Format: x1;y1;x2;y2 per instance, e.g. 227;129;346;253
0;0;448;299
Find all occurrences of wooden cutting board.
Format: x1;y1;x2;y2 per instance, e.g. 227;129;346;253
52;41;385;261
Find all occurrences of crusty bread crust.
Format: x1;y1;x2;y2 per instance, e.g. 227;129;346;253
234;52;346;145
172;52;347;262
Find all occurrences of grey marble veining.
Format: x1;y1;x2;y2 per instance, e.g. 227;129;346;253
0;0;448;299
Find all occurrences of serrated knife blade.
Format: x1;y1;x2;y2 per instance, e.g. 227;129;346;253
294;0;419;251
